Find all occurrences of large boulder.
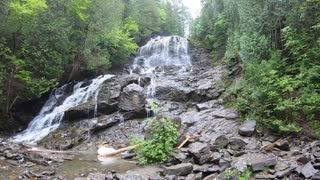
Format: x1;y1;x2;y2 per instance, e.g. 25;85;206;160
119;84;146;111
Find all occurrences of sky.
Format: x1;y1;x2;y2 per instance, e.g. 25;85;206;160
181;0;202;19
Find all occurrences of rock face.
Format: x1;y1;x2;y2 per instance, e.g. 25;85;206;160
8;46;320;180
119;84;146;111
238;120;256;137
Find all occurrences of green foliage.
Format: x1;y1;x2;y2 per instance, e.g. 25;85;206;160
0;0;186;131
192;0;320;135
222;167;253;180
132;117;180;165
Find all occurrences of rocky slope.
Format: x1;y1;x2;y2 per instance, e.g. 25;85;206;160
1;47;320;179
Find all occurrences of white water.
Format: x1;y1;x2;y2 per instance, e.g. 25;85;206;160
131;36;191;74
131;36;191;116
12;75;114;144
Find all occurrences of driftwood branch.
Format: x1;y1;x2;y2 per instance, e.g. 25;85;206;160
98;145;139;157
177;136;198;150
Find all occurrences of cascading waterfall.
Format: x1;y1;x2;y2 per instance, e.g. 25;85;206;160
130;36;191;116
12;75;114;144
12;36;190;144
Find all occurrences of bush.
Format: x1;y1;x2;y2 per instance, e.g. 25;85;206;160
132;117;179;165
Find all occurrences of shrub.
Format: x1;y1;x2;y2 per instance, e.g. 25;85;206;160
132;117;179;165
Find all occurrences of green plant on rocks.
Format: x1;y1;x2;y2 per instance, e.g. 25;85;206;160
132;117;180;165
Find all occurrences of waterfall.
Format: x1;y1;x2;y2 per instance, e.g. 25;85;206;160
131;36;191;74
12;36;190;144
12;75;114;144
130;36;191;117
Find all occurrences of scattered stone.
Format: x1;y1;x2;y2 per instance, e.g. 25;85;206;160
173;152;188;162
229;138;247;151
188;142;212;165
301;162;319;178
210;152;223;163
274;139;290;151
297;154;311;164
276;168;293;178
263;134;279;143
212;135;229;150
163;163;193;176
251;156;277;172
238;120;256;137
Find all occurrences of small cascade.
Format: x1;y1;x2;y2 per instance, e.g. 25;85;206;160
12;75;114;144
130;36;191;118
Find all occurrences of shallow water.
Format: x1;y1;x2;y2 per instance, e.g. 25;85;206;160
57;151;137;179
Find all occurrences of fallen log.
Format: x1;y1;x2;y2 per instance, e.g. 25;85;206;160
98;144;139;157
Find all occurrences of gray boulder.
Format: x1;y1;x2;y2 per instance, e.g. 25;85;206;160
119;84;146;111
163;163;193;176
238;120;256;137
188;142;212;165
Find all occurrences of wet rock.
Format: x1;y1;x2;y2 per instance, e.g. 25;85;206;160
212;135;229;150
155;82;193;102
238;120;256;137
274;139;290;151
64;102;96;121
188;142;212;165
119;84;146;112
121;152;136;159
163;163;193;176
301;162;319;178
229;138;247;151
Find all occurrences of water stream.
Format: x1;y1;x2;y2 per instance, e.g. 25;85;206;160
12;75;114;144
